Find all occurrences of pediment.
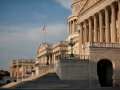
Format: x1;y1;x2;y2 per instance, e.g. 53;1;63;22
36;44;45;54
78;0;101;15
76;0;87;14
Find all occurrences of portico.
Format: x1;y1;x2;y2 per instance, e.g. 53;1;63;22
78;0;120;54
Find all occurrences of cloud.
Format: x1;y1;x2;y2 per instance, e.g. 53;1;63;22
55;0;73;10
33;12;45;20
0;23;67;71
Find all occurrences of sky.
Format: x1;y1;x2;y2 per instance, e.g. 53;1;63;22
0;0;73;71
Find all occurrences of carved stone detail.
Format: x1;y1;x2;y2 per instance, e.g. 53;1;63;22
80;0;100;14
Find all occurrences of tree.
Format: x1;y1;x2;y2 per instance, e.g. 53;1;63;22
4;71;10;76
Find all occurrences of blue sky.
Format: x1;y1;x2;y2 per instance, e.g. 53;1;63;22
0;0;73;71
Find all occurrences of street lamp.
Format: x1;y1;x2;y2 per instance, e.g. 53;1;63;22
68;38;76;57
45;51;49;65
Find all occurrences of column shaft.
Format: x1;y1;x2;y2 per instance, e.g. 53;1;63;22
11;67;13;77
99;11;103;42
94;14;98;42
73;20;75;33
111;4;117;43
105;7;110;42
70;22;72;34
14;67;16;77
68;22;70;35
118;1;120;42
89;18;92;42
84;20;87;43
10;67;12;77
79;23;83;54
17;66;19;77
22;65;25;77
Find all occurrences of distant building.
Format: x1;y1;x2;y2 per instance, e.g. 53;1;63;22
10;59;35;81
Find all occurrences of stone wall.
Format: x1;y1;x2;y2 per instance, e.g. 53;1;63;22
56;59;89;87
88;46;120;87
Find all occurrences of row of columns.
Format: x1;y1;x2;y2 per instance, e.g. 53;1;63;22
37;50;62;68
10;65;34;78
10;66;20;77
68;19;77;35
79;1;120;53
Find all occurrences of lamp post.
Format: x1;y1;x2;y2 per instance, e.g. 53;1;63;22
45;51;49;65
68;38;76;57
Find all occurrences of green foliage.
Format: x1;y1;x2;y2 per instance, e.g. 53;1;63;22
4;71;10;76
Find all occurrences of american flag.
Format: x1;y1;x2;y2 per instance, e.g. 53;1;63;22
43;25;45;30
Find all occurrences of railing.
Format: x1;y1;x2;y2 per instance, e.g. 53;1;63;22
52;41;68;48
56;54;89;60
84;42;120;48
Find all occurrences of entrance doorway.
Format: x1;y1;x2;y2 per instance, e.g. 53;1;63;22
97;59;113;87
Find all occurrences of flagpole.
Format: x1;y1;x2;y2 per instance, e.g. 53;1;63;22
45;23;46;43
43;24;46;43
45;26;46;43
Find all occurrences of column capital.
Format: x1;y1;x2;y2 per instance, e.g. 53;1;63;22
99;9;104;13
110;2;117;8
88;16;92;21
105;5;111;10
88;16;93;20
85;19;88;23
94;13;98;17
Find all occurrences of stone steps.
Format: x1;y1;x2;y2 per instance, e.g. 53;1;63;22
15;73;85;89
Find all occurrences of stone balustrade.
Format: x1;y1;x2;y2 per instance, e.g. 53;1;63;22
52;41;68;49
83;42;120;48
56;54;89;60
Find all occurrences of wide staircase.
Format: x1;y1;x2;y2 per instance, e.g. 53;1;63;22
15;73;83;89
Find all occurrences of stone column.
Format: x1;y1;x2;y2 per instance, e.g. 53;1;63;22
17;66;19;77
39;57;41;66
68;22;70;35
111;3;117;43
52;54;54;66
94;14;98;42
13;67;16;77
105;6;110;43
73;20;75;33
99;10;103;42
70;21;72;34
41;57;43;66
10;67;13;77
79;23;83;54
12;67;14;77
10;67;11;76
22;65;25;78
118;1;120;42
40;57;42;67
53;53;55;67
55;53;56;67
89;17;92;42
84;20;87;43
11;67;14;77
50;54;52;65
